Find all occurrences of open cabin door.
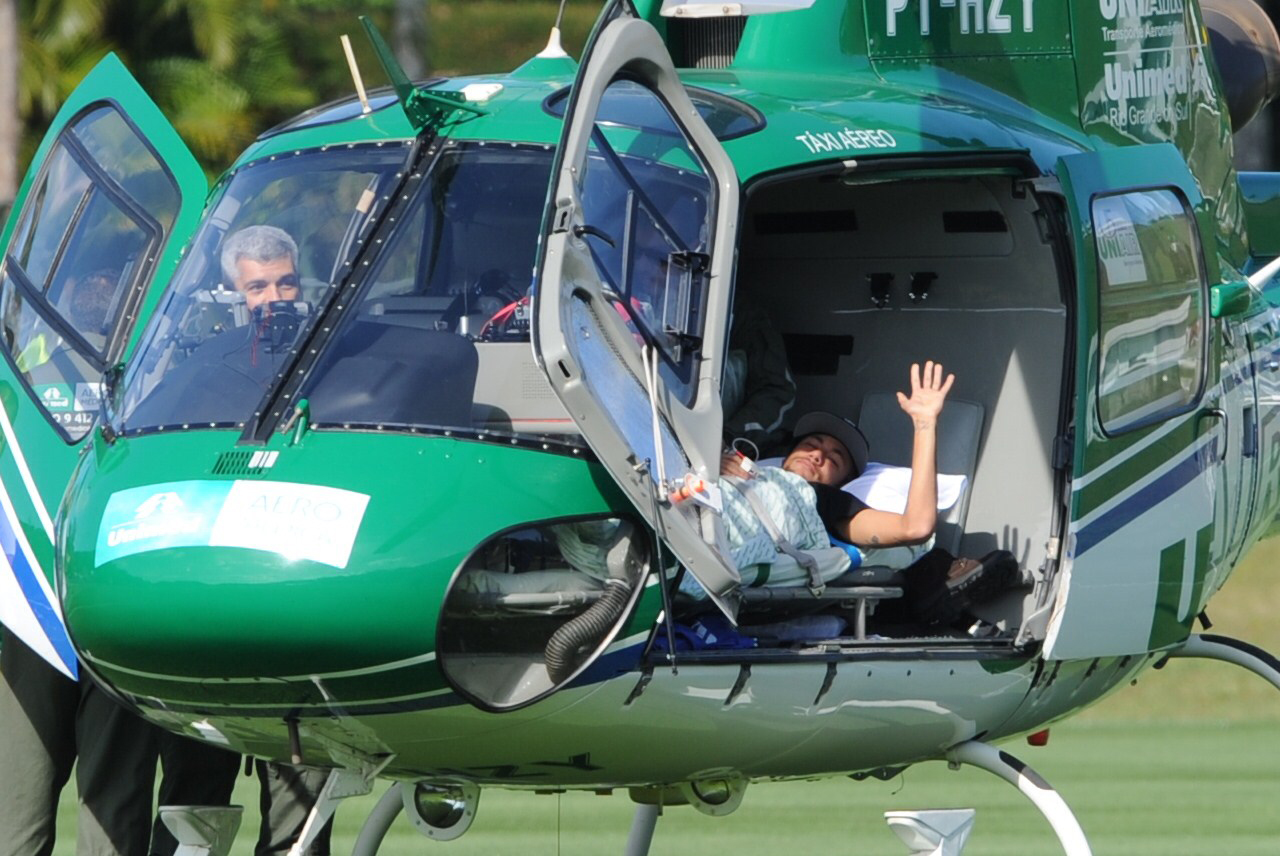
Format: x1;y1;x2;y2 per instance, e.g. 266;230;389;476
533;9;742;619
1045;143;1242;660
0;54;207;676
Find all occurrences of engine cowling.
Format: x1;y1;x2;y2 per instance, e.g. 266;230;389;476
1203;0;1280;131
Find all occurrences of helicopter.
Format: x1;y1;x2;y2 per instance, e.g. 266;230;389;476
6;0;1280;853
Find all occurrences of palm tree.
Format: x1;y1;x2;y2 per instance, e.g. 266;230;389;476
11;0;317;181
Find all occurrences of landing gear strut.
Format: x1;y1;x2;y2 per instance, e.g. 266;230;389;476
1170;633;1280;689
625;804;661;856
351;785;405;856
945;741;1092;855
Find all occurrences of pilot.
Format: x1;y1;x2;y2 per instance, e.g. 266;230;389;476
127;225;309;428
221;224;303;312
15;267;118;375
719;361;1017;626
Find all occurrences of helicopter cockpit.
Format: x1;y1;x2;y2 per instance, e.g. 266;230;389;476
112;77;721;449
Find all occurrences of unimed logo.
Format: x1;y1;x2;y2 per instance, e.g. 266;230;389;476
132;492;186;520
41;387;70;409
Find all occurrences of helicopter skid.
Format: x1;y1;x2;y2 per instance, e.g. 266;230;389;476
1169;633;1280;690
947;741;1092;855
314;740;1090;856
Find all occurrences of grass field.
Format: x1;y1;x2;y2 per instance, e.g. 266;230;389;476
51;543;1280;854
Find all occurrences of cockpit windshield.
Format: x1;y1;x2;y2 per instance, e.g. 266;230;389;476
291;136;708;438
116;134;712;445
118;143;412;431
294;142;558;435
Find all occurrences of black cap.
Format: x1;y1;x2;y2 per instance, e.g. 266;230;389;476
792;411;869;483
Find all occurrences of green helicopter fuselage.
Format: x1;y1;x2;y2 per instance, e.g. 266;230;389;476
4;0;1279;788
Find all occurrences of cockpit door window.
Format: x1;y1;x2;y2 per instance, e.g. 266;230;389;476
533;10;742;619
0;54;206;442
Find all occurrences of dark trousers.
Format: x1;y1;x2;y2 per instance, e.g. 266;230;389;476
1;627;331;856
255;761;331;856
148;736;241;855
0;627;158;856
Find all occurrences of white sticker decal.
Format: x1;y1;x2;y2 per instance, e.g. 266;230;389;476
75;382;104;413
209;481;370;569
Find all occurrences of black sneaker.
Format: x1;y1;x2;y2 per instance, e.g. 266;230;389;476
945;550;1019;607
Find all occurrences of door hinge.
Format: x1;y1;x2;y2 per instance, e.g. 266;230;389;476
1052;430;1074;470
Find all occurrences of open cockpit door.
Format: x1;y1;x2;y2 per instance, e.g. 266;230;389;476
1044;143;1238;660
533;7;742;618
0;53;206;676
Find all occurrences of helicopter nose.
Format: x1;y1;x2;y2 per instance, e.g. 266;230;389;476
56;433;628;712
57;475;446;686
62;544;429;681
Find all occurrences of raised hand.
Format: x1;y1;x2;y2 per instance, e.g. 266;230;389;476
895;361;955;430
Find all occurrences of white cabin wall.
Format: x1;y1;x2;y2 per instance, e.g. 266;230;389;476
736;174;1066;574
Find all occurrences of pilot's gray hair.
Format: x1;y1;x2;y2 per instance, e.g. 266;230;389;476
220;225;298;284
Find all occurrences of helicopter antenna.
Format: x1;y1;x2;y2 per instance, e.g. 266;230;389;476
340;34;372;114
537;0;571;59
1248;253;1280;289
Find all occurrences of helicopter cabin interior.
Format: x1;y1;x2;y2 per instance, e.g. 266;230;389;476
723;166;1071;646
73;81;1072;661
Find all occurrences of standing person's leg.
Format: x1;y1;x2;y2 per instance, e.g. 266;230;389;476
255;760;331;856
148;733;241;856
73;677;160;856
0;628;78;856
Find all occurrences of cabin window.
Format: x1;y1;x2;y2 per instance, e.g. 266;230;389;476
0;104;175;442
354;144;551;312
576;78;714;406
542;83;765;141
117;144;411;432
1093;188;1205;434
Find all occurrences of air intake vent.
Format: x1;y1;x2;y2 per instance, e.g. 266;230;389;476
211;449;279;476
669;17;748;69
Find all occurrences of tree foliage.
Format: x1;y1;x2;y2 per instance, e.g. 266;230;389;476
13;0;600;182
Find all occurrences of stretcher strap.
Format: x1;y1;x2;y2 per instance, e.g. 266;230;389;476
726;478;825;595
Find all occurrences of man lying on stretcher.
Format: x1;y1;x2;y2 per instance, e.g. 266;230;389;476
712;361;1018;627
